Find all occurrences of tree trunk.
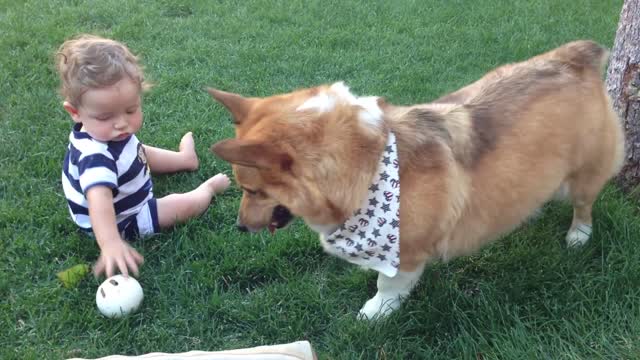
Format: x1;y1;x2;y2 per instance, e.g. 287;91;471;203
607;0;640;190
606;0;640;193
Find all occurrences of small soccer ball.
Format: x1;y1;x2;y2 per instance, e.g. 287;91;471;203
96;275;144;318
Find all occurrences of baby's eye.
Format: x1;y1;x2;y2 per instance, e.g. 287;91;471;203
126;105;140;114
96;115;112;121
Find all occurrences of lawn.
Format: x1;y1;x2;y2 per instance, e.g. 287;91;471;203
2;0;639;359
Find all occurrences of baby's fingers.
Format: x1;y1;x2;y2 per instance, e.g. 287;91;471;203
130;248;144;265
93;258;106;277
116;257;129;278
124;252;140;277
106;259;116;278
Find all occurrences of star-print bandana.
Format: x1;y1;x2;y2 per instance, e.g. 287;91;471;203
323;132;400;277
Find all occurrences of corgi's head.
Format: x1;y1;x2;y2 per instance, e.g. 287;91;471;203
209;82;387;234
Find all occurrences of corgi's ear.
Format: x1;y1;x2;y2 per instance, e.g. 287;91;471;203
211;139;293;171
206;88;255;124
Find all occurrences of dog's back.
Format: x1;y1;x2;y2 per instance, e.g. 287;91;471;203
389;40;625;265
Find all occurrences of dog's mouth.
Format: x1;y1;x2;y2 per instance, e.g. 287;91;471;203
268;205;293;234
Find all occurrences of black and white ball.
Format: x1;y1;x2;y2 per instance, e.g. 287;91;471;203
96;275;144;318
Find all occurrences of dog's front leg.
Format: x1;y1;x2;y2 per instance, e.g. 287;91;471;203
357;263;425;320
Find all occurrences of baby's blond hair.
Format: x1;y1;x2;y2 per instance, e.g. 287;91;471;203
56;34;150;106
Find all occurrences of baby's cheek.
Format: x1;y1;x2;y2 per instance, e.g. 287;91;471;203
134;115;143;130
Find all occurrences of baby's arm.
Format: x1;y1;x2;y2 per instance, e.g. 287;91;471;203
86;186;144;278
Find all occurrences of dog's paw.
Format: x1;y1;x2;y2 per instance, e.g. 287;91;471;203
357;293;401;320
566;223;592;247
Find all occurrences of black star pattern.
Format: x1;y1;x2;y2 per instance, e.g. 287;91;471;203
322;134;402;274
366;208;375;218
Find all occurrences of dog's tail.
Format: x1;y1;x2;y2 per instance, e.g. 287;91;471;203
546;40;610;75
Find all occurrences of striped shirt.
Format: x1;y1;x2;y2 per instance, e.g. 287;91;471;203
62;123;153;234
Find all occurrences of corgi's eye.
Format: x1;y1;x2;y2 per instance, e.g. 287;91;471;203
242;187;259;196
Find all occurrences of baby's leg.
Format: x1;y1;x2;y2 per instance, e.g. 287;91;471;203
144;132;199;174
156;174;230;228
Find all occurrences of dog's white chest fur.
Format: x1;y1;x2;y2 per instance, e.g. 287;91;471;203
322;132;401;277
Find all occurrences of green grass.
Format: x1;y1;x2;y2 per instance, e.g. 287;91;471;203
1;0;637;359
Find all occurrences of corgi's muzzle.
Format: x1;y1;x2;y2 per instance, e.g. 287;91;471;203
236;205;293;234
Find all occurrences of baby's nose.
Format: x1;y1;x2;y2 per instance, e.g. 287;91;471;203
114;117;127;129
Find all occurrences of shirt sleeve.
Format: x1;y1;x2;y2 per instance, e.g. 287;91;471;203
77;153;118;194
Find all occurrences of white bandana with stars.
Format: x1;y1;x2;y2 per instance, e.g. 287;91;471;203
323;132;400;277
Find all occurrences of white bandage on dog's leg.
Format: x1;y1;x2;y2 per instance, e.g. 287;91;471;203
358;264;425;320
566;223;592;247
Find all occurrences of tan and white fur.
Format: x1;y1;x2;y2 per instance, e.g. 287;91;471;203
208;40;625;319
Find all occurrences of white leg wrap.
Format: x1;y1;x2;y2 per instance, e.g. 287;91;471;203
566;223;592;247
358;264;425;320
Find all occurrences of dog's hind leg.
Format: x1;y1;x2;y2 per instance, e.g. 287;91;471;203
564;170;610;247
357;262;426;320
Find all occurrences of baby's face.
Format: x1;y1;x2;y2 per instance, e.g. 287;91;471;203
72;77;143;142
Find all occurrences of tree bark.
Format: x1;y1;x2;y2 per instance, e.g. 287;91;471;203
606;0;640;193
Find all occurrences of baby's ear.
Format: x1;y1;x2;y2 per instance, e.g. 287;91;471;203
63;101;80;123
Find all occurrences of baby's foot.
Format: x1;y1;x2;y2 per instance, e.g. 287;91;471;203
204;173;231;195
179;132;199;171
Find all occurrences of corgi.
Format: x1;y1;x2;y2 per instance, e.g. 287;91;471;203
209;40;625;319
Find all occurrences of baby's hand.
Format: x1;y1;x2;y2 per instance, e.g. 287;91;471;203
93;238;144;278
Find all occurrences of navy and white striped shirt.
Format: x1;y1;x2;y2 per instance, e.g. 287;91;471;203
62;123;153;234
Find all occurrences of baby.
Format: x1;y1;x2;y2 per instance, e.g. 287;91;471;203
56;34;229;278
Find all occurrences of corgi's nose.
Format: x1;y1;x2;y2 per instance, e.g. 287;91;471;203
236;216;249;232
